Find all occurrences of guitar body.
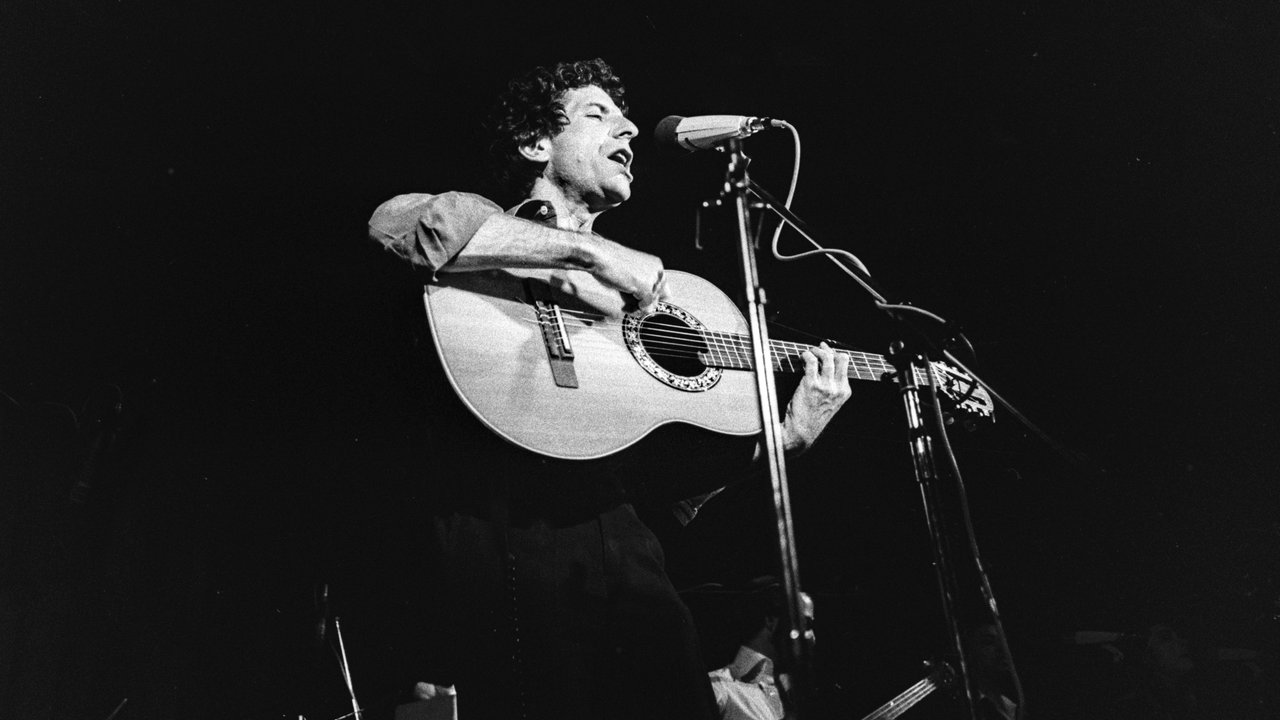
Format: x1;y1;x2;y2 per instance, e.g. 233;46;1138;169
424;269;764;460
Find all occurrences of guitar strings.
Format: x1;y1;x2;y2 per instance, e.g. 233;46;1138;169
549;306;870;356
516;320;895;382
517;317;893;365
873;679;936;720
534;307;899;363
514;317;896;363
513;306;986;409
518;316;897;369
518;303;948;384
550;307;826;350
544;307;905;370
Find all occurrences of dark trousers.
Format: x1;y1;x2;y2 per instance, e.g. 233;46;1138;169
430;503;718;720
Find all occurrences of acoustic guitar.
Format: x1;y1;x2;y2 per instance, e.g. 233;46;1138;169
424;268;992;460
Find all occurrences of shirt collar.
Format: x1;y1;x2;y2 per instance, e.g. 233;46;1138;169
509;199;556;226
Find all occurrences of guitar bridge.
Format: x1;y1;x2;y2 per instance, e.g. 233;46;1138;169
525;279;579;388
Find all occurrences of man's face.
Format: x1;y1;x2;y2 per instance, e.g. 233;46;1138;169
542;85;637;211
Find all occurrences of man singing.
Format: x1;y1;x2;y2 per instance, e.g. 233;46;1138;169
366;58;850;720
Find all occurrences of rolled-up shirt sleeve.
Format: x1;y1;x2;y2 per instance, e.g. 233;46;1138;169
367;191;504;275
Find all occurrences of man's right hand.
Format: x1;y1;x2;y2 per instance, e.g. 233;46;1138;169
587;236;670;313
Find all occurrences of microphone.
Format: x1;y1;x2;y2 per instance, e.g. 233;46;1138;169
654;115;780;151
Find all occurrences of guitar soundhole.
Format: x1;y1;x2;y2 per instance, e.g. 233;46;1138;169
622;303;722;393
637;314;707;378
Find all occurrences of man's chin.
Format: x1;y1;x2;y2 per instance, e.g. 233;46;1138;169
594;185;632;210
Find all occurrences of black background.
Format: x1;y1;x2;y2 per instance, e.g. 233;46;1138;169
3;2;1279;718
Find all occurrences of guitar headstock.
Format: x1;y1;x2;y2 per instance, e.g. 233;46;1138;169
927;361;995;426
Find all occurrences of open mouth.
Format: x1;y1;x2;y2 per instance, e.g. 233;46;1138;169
608;148;633;170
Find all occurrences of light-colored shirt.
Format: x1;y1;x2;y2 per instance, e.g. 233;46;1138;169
367;191;504;276
708;646;785;720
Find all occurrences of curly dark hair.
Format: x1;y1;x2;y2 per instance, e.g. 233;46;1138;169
486;58;629;201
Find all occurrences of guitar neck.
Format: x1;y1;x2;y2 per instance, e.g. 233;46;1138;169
701;332;902;384
858;669;946;720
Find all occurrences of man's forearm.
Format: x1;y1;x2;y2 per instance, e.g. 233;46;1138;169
443;213;667;310
441;213;600;273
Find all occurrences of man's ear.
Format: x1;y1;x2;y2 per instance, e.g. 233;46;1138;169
518;137;552;163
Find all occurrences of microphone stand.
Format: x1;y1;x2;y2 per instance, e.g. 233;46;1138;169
718;138;815;716
739;177;982;720
889;348;978;720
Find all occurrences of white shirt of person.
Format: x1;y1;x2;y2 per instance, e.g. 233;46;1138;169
708;646;786;720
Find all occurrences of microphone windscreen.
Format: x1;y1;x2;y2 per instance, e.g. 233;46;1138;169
653;115;685;149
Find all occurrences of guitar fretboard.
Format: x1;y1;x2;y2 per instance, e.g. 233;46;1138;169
859;671;945;720
700;331;900;383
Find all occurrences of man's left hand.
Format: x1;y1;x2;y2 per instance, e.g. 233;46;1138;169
781;342;852;455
